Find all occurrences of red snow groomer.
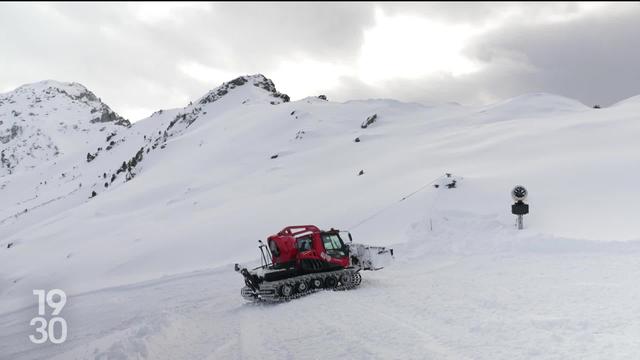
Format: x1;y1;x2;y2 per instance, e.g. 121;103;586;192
235;225;393;302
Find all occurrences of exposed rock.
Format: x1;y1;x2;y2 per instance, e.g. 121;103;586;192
229;77;248;87
361;114;377;129
0;124;22;144
109;147;145;187
198;74;290;106
91;108;130;126
126;147;145;177
433;173;462;189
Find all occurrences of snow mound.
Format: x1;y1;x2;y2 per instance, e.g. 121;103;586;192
611;94;640;108
478;92;589;117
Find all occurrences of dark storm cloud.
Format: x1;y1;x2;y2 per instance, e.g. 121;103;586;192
0;2;639;119
329;3;640;107
463;4;640;106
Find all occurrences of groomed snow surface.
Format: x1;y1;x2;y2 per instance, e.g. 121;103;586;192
2;76;640;359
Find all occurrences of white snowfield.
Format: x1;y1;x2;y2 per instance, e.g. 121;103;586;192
1;75;640;359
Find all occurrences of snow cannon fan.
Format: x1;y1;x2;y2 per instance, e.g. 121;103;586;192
511;185;529;230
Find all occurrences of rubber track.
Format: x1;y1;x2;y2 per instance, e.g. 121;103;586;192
241;268;362;302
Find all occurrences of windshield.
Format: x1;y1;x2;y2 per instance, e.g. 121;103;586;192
321;233;346;257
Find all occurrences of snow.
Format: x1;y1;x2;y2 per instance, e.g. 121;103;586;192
2;74;640;359
611;94;640;109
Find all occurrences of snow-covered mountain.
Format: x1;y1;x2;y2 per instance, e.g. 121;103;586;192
0;75;292;245
0;81;129;176
2;74;640;359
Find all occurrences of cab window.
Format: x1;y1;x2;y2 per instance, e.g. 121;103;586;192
296;236;313;251
322;233;346;257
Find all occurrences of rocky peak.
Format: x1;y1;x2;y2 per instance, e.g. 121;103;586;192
197;74;290;106
1;80;130;127
162;74;290;137
0;80;129;176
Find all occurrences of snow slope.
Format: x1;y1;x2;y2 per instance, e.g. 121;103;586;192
1;74;640;359
0;81;129;176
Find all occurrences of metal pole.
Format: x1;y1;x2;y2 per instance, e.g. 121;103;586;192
517;215;523;230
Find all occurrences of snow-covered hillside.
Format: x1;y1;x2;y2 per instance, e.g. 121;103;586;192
0;81;129;176
1;74;640;359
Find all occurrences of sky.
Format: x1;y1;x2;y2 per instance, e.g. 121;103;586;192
1;2;639;121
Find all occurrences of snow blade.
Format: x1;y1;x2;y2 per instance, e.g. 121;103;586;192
348;243;394;270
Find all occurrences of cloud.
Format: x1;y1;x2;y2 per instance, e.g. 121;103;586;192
329;3;640;107
462;3;640;106
0;3;377;119
0;2;638;120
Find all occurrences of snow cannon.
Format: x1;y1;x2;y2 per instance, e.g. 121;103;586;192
234;225;394;302
511;185;529;230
